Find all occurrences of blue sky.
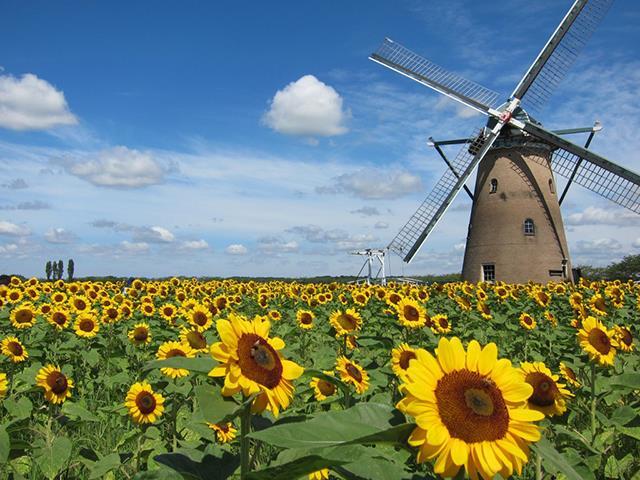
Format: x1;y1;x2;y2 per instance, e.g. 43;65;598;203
1;0;639;278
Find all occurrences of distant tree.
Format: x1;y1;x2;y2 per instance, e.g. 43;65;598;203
68;259;75;281
45;261;52;281
51;261;58;280
605;254;640;281
576;265;607;281
57;260;64;280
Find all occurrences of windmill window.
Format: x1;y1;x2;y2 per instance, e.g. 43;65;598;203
549;179;555;194
490;178;498;193
482;264;495;282
524;218;535;236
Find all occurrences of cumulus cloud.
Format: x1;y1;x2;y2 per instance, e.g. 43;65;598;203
565;206;640;226
0;73;77;130
225;244;248;255
574;238;623;254
287;225;377;252
44;228;76;244
2;178;28;189
350;206;380;216
57;146;169;188
0;243;18;255
90;220;175;243
181;239;209;250
257;236;299;255
262;75;349;137
317;169;423;199
633;238;640;248
0;220;30;236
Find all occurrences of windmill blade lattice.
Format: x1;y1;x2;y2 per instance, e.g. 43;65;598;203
371;38;501;114
513;0;614;114
389;126;500;262
522;123;640;213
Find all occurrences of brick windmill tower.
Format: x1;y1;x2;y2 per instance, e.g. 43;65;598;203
369;0;640;283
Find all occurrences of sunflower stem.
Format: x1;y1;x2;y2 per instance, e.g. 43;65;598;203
535;451;543;480
590;362;597;439
240;401;252;479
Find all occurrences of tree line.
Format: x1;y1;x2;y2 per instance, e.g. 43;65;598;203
45;259;74;281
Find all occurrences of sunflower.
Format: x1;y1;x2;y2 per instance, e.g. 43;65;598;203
520;362;572;417
454;296;472;312
51;291;67;304
180;327;208;352
186;304;213;331
476;301;492;320
10;302;37;329
125;381;165;424
268;310;281;321
128;323;152;346
395;298;427;329
74;313;100;338
588;294;607;316
140;302;155;317
329;308;362;336
207;422;238;443
296;309;315;330
39;303;52;316
1;336;29;362
208;314;303;417
70;295;91;313
397;337;544;479
531;289;551;308
156;341;195;379
36;365;74;404
559;363;581;388
386;291;402;306
158;303;177;323
336;356;369;394
519;313;536;330
432;314;451;335
578;316;618;366
310;371;337;401
309;469;329;480
6;288;23;303
391;344;418;379
494;285;510;301
543;311;557;327
614;325;634;352
101;306;120;324
0;373;7;398
569;292;583;311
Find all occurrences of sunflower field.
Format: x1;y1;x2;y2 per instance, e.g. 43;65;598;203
0;276;638;480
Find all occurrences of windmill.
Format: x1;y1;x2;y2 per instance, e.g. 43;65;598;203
369;0;640;284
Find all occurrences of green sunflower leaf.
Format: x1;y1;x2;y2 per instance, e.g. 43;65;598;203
531;437;585;480
143;357;218;375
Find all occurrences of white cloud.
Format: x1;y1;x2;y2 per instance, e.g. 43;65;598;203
0;243;18;255
350;206;380;216
133;226;175;243
574;238;623;254
0;73;77;130
120;240;149;253
44;228;76;244
0;220;30;236
633;238;640;248
257;236;299;255
565;206;640;226
2;178;28;189
58;146;169;188
181;239;209;250
225;244;248;255
262;75;349;137
374;221;389;229
317;169;423;199
287;225;378;252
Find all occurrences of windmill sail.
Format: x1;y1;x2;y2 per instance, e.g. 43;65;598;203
389;126;501;262
512;0;614;114
523;122;640;213
370;38;500;115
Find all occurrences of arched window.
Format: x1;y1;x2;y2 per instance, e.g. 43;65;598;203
524;218;535;236
549;179;555;194
489;178;498;194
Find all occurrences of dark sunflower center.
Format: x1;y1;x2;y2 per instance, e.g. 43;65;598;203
163;307;174;316
619;328;632;346
75;300;87;310
186;331;206;349
144;305;153;313
8;341;23;356
345;363;363;383
439;317;449;329
300;313;313;324
166;349;186;358
389;294;401;305
79;320;94;332
47;371;68;394
523;316;533;325
318;379;336;396
218;424;230;433
399;350;417;370
526;372;558;407
564;366;577;381
593;297;606;311
193;312;207;326
337;314;357;331
589;328;611;355
133;328;148;341
107;308;118;319
136;391;157;414
435;369;509;443
41;305;51;314
16;309;33;324
356;295;365;303
237;334;283;389
403;305;420;322
9;292;20;300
